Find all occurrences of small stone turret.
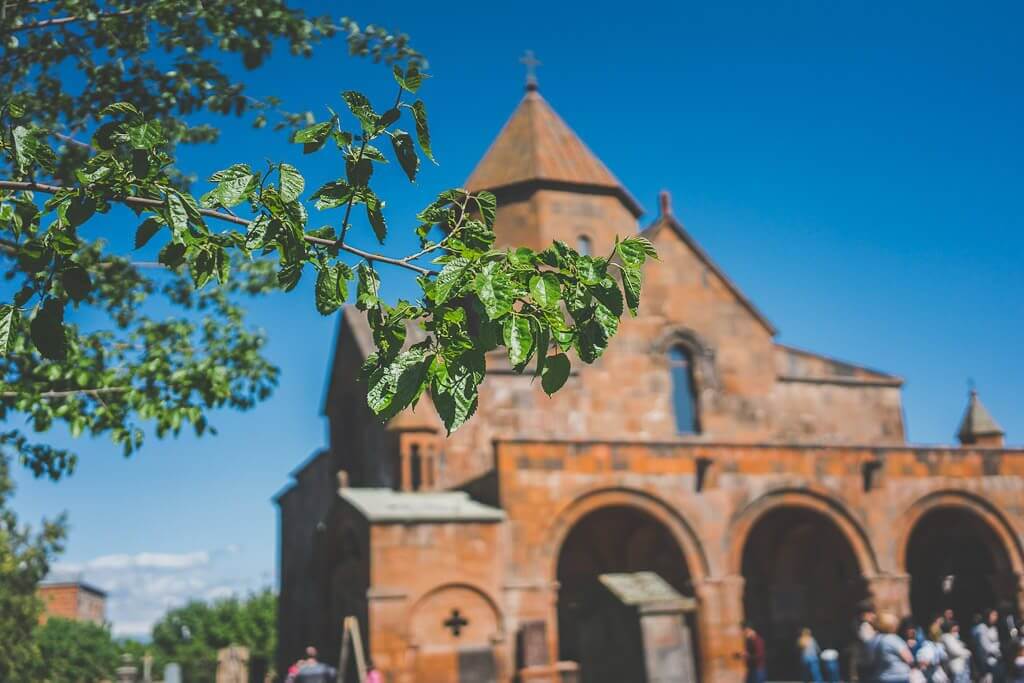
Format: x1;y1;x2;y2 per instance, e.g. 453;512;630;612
957;389;1005;447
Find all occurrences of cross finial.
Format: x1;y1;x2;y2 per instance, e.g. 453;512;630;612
968;377;976;397
659;190;673;217
520;50;541;91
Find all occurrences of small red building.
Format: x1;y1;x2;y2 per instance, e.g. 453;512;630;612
38;579;107;625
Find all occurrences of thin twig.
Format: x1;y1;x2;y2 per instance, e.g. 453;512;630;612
0;180;436;275
403;194;471;262
51;131;92;150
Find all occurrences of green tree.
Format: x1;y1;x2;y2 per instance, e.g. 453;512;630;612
0;1;656;484
150;589;276;683
36;617;121;683
0;453;65;680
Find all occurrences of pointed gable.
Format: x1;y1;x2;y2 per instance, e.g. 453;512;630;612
643;191;777;336
465;88;644;217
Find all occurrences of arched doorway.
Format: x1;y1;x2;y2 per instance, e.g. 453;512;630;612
741;507;869;680
556;505;695;682
907;507;1017;626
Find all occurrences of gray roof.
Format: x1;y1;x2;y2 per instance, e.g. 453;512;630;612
339;488;505;524
958;390;1004;442
599;572;696;612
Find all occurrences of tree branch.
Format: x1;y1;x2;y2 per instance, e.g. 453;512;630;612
3;7;136;33
0;180;436;275
0;386;131;399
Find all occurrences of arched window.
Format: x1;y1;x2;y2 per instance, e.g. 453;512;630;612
577;235;592;256
669;345;698;434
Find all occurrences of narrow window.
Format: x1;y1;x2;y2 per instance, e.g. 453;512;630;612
669;346;698;434
577;235;592;256
409;444;423;491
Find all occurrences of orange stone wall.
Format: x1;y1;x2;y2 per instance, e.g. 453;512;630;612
488;440;1024;682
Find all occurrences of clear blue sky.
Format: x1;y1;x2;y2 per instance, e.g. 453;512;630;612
13;0;1024;636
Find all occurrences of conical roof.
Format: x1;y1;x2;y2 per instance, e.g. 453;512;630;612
465;88;643;217
957;390;1004;444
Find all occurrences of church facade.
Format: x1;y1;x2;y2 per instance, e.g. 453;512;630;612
276;83;1022;682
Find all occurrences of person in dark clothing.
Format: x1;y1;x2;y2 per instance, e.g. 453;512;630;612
744;624;767;683
293;646;338;683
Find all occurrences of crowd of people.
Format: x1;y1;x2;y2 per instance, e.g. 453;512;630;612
744;608;1024;683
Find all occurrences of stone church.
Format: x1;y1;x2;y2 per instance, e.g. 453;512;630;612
276;80;1023;682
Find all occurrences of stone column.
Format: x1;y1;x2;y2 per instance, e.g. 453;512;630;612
866;573;911;617
694;576;746;683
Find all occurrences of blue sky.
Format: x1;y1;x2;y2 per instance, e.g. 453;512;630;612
12;0;1024;636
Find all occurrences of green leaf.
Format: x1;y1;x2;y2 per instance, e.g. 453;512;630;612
204;168;256;209
315;264;348;315
474;261;515;320
360;145;388;162
474;191;497;228
433;257;473;305
135;218;164;249
278;263;302;292
379;107;400;128
346;156;373;187
61;266;92;302
409;100;435;163
30;299;66;361
166;192;190;242
430;350;484;434
616;235;658;268
367;348;433;421
245;215;270;250
341;91;379;133
310;180;353;210
592;277;624;317
390;130;419;182
529;273;561;309
393;64;425;93
533;322;550;379
18;239;50;273
622;266;642;316
355;264;380;311
158;242;187;268
66;193;96;227
366;203;387;244
127;121;164;150
279;163;304;203
503;314;535;370
0;305;20;356
575;317;610;364
541;353;571;395
99;102;141;119
293;121;333;153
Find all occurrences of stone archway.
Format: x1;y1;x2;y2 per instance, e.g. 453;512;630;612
408;583;504;683
555;505;696;682
906;506;1019;625
739;506;870;680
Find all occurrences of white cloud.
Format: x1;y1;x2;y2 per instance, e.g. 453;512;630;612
49;546;263;638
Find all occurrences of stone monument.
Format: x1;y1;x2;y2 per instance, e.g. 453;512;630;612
163;663;182;683
216;644;250;683
588;572;698;683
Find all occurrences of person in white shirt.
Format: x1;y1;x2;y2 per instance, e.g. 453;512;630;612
940;621;972;683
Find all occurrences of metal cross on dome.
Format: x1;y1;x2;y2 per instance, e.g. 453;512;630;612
443;608;469;637
520;50;541;90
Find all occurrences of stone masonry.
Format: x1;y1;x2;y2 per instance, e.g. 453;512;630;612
276;83;1020;682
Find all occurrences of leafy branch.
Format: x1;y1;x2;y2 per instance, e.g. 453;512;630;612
0;8;657;482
